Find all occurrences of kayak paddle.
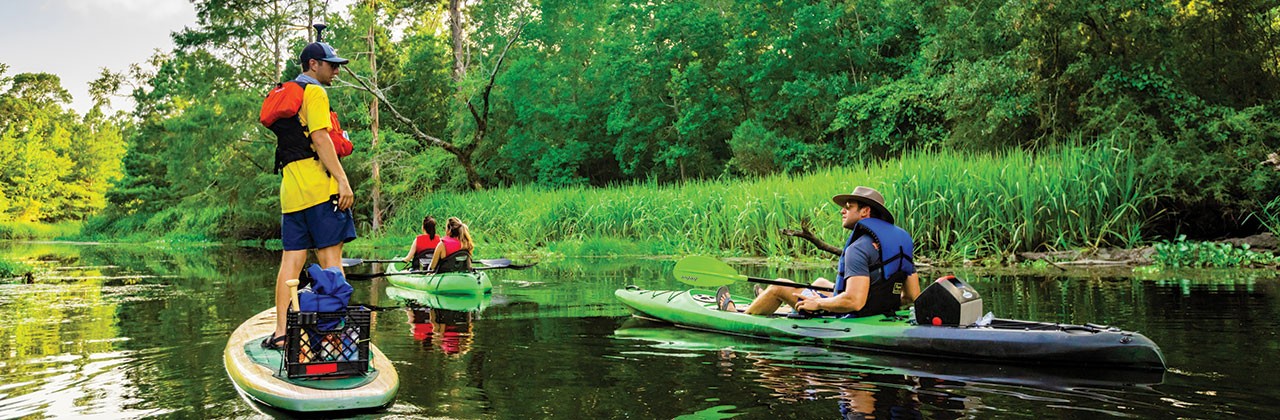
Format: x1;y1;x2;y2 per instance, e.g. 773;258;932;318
672;255;834;292
343;257;516;268
345;259;538;280
342;258;404;267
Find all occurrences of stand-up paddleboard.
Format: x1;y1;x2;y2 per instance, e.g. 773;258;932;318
223;308;399;413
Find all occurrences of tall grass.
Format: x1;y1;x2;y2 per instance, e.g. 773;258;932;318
0;221;82;240
80;205;232;243
382;144;1155;261
1254;196;1280;237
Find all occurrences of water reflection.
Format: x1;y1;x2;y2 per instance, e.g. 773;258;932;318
385;285;491;356
615;318;1166;419
3;242;1279;418
407;308;474;355
747;358;928;420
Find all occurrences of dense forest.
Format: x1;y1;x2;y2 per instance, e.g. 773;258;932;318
2;0;1278;245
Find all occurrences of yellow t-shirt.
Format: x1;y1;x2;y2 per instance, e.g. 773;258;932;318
280;84;338;213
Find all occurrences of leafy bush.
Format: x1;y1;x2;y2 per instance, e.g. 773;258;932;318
1152;235;1280;268
0;259;32;278
727;119;812;176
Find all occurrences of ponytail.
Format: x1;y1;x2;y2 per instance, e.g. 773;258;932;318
422;216;438;239
455;223;474;252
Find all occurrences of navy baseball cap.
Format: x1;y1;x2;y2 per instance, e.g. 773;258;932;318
299;42;350;65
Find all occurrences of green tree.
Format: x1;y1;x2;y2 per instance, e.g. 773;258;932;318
0;68;124;222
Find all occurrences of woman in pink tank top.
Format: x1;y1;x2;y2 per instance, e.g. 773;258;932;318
427;217;474;271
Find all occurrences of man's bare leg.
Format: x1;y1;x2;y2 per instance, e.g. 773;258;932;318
314;242;344;272
744;278;837;315
274;250;309;338
745;279;802;315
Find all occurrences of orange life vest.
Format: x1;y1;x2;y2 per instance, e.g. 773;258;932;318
259;80;353;172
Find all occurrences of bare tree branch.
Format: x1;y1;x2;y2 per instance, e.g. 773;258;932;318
481;21;526;125
339;67;460;155
779;218;842;256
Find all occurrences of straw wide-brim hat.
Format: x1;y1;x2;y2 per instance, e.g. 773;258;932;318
831;186;894;224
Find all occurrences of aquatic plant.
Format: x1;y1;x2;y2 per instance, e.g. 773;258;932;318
1152;235;1280;268
0;258;32;278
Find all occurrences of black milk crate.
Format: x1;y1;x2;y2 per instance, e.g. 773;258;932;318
285;306;371;379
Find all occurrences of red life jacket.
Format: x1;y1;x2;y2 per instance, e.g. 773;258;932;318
414;234;442;256
259;80;353;173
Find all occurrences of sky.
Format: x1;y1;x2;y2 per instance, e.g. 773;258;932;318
0;0;198;114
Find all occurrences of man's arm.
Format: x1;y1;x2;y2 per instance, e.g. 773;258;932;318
901;273;921;305
309;129;353;210
799;276;869;313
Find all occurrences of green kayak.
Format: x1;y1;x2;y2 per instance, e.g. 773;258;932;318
614;287;1166;370
614;318;1165;388
385;262;492;294
385;285;493;312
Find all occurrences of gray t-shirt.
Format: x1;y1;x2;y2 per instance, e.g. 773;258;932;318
840;235;882;288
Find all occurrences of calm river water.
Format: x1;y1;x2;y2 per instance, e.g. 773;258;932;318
1;241;1277;418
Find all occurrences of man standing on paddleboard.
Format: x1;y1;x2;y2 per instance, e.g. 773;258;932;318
262;31;356;350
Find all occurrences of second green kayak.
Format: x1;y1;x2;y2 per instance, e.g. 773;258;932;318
385;263;492;294
614;287;1166;370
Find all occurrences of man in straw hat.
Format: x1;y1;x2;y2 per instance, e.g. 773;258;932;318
729;186;921;318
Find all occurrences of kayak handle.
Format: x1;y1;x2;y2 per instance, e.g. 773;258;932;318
792;325;851;332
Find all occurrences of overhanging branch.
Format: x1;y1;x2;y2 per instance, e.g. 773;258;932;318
339;68;460;154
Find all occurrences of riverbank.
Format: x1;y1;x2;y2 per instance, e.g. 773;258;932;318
371;146;1158;263
29;145;1277;269
18;231;1278;273
73;145;1280;267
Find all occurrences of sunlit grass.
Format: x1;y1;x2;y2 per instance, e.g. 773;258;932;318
380;144;1155;262
0;221;82;240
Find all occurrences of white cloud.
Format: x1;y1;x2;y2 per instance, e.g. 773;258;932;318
0;0;197;113
58;0;191;21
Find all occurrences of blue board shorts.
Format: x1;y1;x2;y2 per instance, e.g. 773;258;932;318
281;199;357;251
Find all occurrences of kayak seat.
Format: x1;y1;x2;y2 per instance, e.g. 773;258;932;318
787;310;833;319
410;248;436;270
433;249;473;273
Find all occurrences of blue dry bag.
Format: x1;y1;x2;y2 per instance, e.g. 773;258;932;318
298;264;353;329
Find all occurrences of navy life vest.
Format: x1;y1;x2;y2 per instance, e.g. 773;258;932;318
835;217;916;317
